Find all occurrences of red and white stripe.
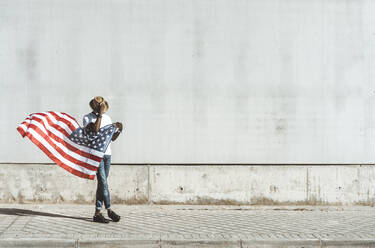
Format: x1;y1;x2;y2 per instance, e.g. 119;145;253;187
17;111;104;180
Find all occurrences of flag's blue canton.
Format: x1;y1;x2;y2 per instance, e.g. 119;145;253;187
68;124;118;152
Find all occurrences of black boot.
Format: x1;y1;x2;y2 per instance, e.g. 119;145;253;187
108;209;121;222
93;213;110;223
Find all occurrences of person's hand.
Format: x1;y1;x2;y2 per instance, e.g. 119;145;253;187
99;102;106;115
115;122;123;132
86;123;95;133
112;122;123;141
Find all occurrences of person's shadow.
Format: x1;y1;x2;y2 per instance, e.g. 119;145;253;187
0;208;92;222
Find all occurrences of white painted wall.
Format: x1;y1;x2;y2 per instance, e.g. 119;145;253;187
1;0;375;163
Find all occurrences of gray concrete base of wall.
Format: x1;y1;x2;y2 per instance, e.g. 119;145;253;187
1;164;374;205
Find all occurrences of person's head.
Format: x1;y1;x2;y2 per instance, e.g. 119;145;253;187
89;96;109;114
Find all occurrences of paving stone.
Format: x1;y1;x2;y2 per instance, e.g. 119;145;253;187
0;204;375;247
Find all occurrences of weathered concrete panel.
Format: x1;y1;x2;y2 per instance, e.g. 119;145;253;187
307;165;375;205
108;164;149;204
0;164;148;204
307;166;360;204
149;165;307;204
355;165;375;204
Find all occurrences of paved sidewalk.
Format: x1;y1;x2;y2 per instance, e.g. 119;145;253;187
0;204;375;247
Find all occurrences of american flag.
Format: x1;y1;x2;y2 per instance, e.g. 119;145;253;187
17;111;117;180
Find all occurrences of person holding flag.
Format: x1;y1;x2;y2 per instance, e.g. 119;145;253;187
83;96;123;224
17;96;123;224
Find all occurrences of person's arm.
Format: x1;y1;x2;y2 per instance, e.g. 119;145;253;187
112;122;123;141
93;103;106;133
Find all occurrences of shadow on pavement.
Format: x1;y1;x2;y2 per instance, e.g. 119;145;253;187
0;208;92;222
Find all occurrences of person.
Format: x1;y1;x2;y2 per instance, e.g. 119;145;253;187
83;96;123;223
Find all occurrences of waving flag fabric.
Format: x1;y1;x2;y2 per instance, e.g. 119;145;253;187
17;111;117;180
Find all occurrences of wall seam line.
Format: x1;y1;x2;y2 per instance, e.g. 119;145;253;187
148;164;151;205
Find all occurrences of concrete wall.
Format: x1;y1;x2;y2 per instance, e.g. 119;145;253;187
1;164;375;205
2;0;375;164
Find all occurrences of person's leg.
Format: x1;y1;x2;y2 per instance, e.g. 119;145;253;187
93;157;110;223
95;158;106;215
104;155;111;180
102;155;111;210
102;155;121;222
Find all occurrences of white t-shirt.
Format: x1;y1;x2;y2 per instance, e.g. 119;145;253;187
83;112;112;155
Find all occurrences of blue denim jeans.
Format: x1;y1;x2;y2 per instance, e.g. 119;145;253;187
96;155;111;210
